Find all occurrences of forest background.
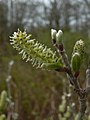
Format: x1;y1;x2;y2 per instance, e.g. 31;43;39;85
0;0;90;120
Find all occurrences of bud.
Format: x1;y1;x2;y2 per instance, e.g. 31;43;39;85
73;39;85;58
61;117;66;120
59;105;66;113
0;91;7;111
9;60;14;66
59;100;66;113
64;106;71;118
88;115;90;120
75;114;79;120
71;53;81;72
0;114;6;120
51;29;57;40
56;30;63;44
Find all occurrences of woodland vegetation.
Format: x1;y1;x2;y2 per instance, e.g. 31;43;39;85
0;0;90;120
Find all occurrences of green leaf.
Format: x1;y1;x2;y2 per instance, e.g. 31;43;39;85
0;91;7;112
41;62;63;70
71;53;81;72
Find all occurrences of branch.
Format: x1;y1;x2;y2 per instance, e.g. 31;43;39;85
83;0;90;9
86;66;90;95
10;29;88;120
52;40;87;120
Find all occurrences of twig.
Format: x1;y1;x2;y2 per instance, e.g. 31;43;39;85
52;41;87;120
86;66;90;95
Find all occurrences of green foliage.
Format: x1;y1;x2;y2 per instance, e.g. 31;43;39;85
0;91;7;112
41;63;62;70
58;92;90;120
0;91;8;120
64;106;72;118
71;53;81;72
10;29;63;70
59;98;66;113
4;27;89;120
0;114;6;120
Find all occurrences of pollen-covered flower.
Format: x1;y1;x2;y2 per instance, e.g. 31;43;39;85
10;29;63;70
71;39;85;72
73;39;85;59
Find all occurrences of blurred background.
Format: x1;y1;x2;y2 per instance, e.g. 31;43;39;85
0;0;90;120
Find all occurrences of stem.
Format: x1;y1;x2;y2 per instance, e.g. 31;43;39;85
53;42;87;120
86;66;90;95
78;98;87;120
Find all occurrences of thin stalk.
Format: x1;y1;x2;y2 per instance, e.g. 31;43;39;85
53;41;87;120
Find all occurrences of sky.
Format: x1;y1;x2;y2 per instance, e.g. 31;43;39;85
39;0;49;4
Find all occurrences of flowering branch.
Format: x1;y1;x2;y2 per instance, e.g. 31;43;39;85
10;29;63;70
10;29;88;120
51;29;87;120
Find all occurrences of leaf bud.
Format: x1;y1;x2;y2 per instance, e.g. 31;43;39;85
73;39;85;58
64;106;71;118
51;29;57;40
56;30;63;44
71;52;81;72
59;104;66;113
0;91;7;111
0;114;6;120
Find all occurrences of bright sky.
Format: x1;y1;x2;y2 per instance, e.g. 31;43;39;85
38;0;49;4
